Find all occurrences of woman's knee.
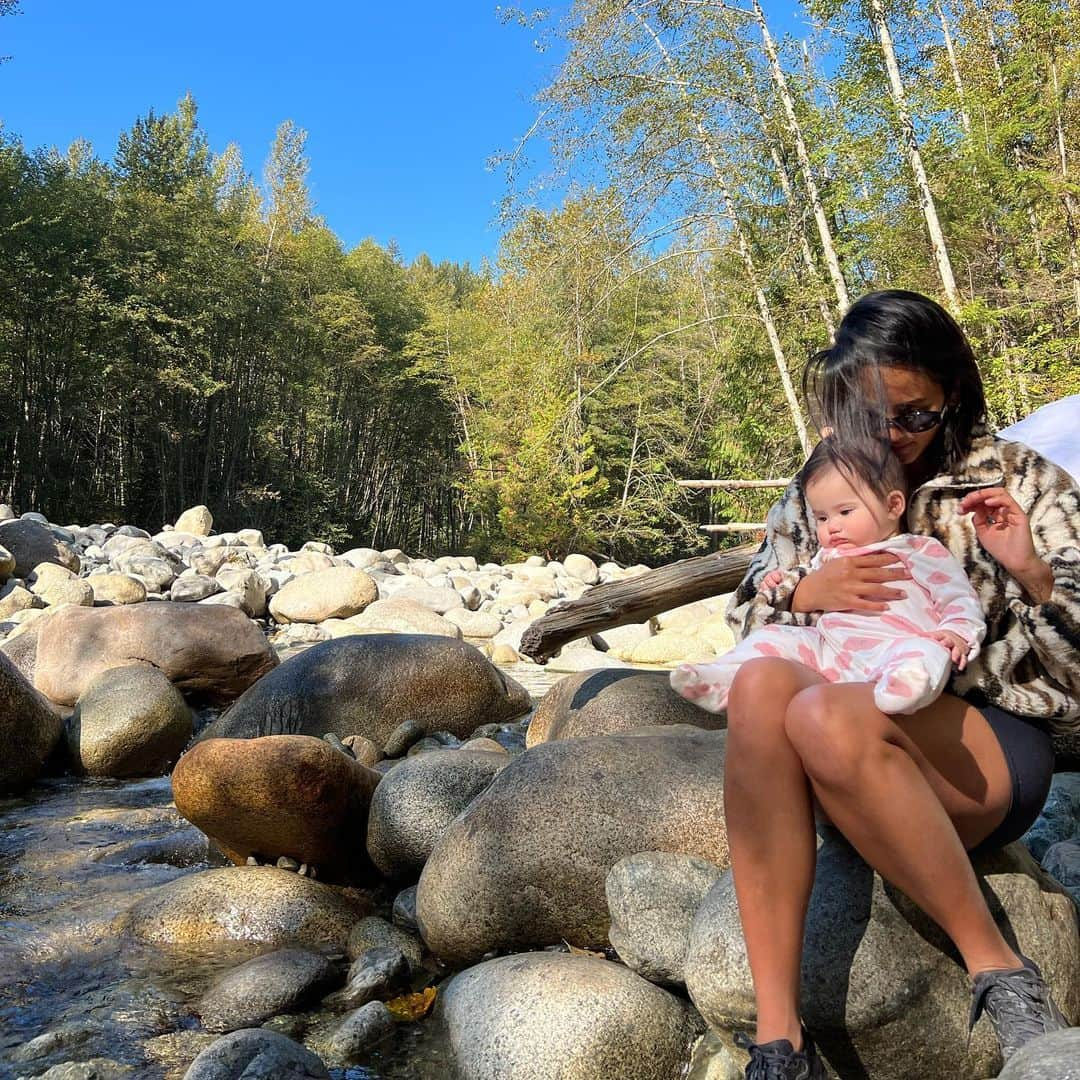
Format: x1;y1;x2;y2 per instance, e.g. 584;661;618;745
784;686;883;785
728;658;805;735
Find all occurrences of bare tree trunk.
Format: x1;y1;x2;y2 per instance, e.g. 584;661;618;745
633;7;814;455
750;0;850;315
1051;55;1080;327
869;0;961;312
933;0;971;135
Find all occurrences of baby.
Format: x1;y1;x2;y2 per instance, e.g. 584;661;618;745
671;439;986;716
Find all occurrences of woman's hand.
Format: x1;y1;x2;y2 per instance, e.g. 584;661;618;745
959;488;1054;602
791;552;910;614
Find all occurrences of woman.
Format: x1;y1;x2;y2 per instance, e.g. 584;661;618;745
724;291;1078;1078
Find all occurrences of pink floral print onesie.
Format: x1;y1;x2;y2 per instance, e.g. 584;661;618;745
670;534;986;716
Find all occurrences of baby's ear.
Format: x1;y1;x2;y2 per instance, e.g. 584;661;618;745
887;489;906;520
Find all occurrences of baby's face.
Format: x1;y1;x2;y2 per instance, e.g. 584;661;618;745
806;467;900;550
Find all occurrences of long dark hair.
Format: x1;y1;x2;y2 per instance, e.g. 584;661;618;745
801;435;907;504
802;290;986;473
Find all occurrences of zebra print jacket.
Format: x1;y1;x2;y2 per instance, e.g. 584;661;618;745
727;426;1080;736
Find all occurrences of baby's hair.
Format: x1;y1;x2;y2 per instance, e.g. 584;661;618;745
800;436;906;503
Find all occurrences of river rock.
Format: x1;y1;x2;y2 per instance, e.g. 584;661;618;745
527;669;725;748
997;1028;1080;1079
0;650;64;792
684;834;1080;1080
0;582;40;620
32;603;277;706
366;748;508;878
443;608;503;638
66;663;192;777
123;866;368;950
173;735;381;882
197;948;340;1033
434;952;704;1080
115;554;178;592
563;553;599;584
626;629;714;664
606;851;723;985
349;596;462;638
171;574;221;602
0;543;14;579
215;566;267;617
28;563;94;607
327;946;411;1009
174;505;213;535
0;518;79;578
201;635;530;747
269;567;377;624
89;573;147;605
182;1028;329;1079
416;727;729;964
326;1001;395;1060
346;916;423;973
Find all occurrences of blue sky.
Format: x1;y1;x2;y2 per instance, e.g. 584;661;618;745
1;2;810;268
1;2;560;267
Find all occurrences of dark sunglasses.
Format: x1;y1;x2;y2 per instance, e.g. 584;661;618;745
869;405;948;435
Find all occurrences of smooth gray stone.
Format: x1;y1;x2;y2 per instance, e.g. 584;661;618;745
182;1028;329;1078
326;946;410;1009
392;885;418;931
382;718;426;758
434;952;703;1080
346;916;423;974
198;948;340;1033
0;649;64;792
327;1001;395;1060
1022;773;1080;860
606;851;723;985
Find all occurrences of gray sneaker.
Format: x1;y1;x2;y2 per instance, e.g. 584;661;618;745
969;957;1068;1061
735;1028;827;1080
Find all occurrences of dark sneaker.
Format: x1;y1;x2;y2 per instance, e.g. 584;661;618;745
969;957;1068;1062
735;1028;827;1080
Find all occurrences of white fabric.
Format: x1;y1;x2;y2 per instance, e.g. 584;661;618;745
997;394;1080;484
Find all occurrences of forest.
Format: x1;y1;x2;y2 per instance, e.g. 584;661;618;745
1;0;1078;564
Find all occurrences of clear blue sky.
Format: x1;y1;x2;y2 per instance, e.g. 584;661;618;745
1;2;811;268
0;2;560;267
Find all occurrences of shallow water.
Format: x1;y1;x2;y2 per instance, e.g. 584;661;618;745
0;662;571;1079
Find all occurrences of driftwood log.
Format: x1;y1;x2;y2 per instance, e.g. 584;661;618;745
518;546;756;664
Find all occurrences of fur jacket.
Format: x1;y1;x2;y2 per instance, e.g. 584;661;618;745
727;426;1080;736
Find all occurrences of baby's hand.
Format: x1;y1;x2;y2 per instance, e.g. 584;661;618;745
929;629;969;671
759;569;785;593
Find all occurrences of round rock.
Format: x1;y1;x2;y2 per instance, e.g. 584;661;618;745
327;1001;395;1061
175;505;213;536
182;1028;329;1079
197;948;340;1033
435;952;703;1080
0;518;79;578
269;566;378;624
66;663;192;777
122;866;369;951
527;669;724;747
997;1028;1080;1079
416;727;729;964
366;748;508;878
173;735;382;883
89;573;147;605
201;635;531;747
0;650;64;792
606;850;723;984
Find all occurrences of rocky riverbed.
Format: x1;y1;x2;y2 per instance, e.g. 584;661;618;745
0;505;1078;1079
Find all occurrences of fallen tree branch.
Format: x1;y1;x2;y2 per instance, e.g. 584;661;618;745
519;546;756;664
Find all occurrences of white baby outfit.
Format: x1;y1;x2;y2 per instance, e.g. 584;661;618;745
671;533;986;716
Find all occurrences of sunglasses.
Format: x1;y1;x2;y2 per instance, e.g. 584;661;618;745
870;405;948;435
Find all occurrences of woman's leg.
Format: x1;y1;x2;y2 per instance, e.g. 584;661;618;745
785;685;1021;975
725;657;828;1048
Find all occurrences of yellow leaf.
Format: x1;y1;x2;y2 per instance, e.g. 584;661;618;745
385;986;437;1021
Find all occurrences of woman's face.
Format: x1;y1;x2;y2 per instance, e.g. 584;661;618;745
878;366;948;467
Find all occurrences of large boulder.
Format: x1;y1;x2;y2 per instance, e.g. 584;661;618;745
88;573;147;606
269;567;378;624
201;635;531;748
174;505;213;536
416;727;729;964
0;650;64;792
366;748;508;878
66;663;192;778
122;866;368;951
684;833;1080;1080
197;948;341;1033
173;735;381;882
527;669;724;747
348;597;462;638
182;1028;329;1080
28;563;94;607
31;603;278;706
434;952;704;1080
606;851;723;985
0;518;79;578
